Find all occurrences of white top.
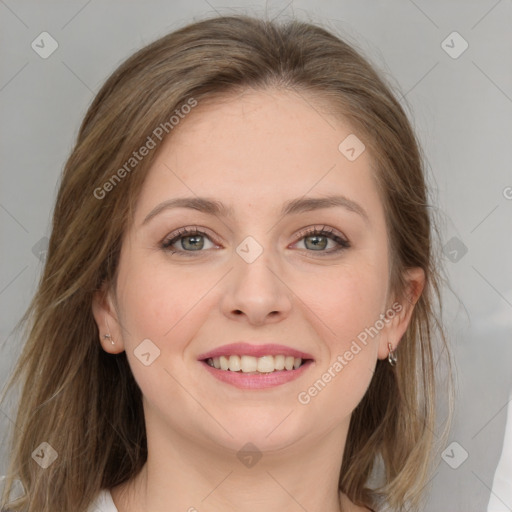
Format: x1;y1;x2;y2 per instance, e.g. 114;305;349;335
88;489;118;512
488;390;512;511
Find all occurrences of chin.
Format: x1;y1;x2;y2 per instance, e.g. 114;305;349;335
206;411;309;452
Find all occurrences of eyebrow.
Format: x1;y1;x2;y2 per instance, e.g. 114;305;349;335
142;194;370;226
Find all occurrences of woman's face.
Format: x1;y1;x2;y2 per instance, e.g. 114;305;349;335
94;88;422;454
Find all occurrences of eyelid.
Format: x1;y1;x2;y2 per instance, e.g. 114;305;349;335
161;226;221;249
161;224;351;254
291;225;350;247
287;232;350;260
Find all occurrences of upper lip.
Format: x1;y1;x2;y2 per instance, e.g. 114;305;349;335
197;342;314;361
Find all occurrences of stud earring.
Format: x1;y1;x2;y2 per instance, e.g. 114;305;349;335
103;334;115;345
388;343;397;366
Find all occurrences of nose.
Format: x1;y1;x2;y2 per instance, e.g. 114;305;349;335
220;244;293;326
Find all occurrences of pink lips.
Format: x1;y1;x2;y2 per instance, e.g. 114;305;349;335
197;342;314;361
197;342;315;390
201;359;314;389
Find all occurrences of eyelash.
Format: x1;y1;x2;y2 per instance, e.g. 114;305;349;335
161;225;351;256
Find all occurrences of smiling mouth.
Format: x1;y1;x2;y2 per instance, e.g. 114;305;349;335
204;354;311;374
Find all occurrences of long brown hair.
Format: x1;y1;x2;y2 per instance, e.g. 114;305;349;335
1;14;451;511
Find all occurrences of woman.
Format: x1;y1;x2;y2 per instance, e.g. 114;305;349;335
0;14;450;512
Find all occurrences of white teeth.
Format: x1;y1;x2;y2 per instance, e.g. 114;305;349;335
257;355;275;373
219;355;229;371
228;355;241;372
274;355;285;370
284;356;294;371
241;355;258;373
206;355;305;373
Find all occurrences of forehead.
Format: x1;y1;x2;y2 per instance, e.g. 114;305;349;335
134;88;385;226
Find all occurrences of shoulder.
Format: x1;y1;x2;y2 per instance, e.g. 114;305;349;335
88;489;118;512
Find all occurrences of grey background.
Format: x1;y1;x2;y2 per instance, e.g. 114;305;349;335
1;1;511;511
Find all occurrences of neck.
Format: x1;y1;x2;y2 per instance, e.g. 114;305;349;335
112;419;351;512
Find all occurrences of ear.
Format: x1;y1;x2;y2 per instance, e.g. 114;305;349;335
91;282;125;354
377;267;425;360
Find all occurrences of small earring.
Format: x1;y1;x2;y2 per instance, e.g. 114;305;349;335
388;343;397;366
103;334;115;345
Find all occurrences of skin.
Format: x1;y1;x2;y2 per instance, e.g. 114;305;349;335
93;88;424;512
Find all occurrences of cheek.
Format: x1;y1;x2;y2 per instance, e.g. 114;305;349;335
297;269;384;419
300;352;376;429
114;255;211;404
115;252;210;346
297;259;389;419
303;261;387;349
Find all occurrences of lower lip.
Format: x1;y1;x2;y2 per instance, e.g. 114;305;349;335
200;360;314;389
